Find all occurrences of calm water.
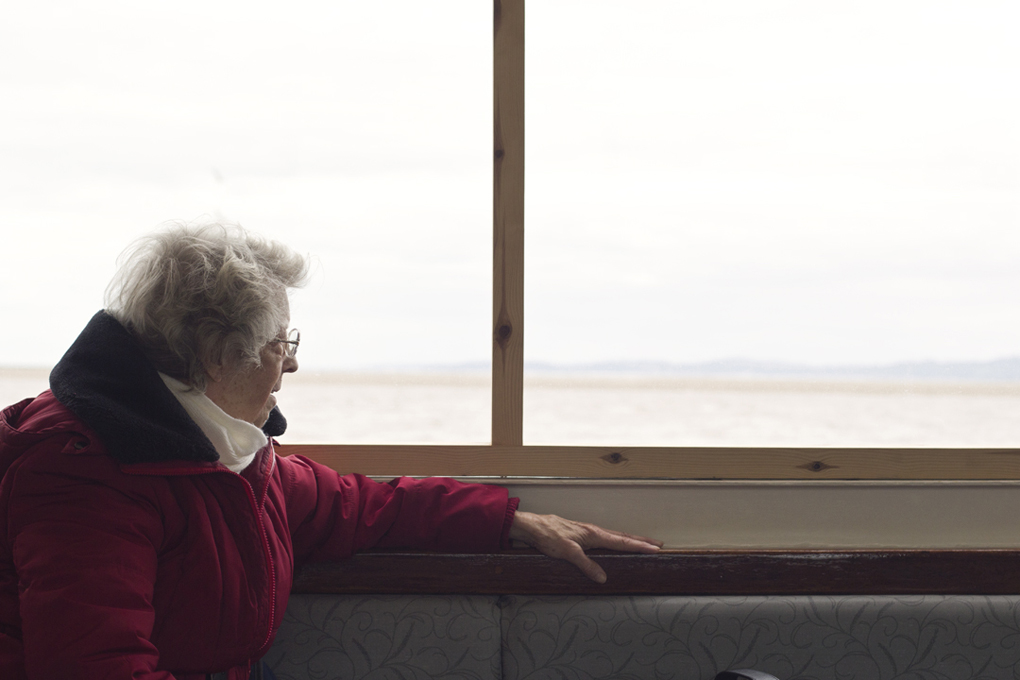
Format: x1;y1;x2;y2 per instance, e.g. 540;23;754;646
3;368;1018;447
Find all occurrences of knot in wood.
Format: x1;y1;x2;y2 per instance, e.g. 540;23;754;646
494;148;505;160
497;324;512;340
799;460;835;473
602;452;627;465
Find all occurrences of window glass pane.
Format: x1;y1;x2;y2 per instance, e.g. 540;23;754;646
524;1;1020;446
0;1;491;443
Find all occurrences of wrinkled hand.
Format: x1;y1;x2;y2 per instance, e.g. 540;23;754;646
508;511;663;584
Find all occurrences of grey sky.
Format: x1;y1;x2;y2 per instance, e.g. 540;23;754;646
1;1;1017;371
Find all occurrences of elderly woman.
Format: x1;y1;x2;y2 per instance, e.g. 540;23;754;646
0;223;660;680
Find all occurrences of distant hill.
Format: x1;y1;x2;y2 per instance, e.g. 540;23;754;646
366;357;1020;382
522;357;1020;382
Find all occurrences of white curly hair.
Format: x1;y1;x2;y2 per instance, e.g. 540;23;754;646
105;221;309;390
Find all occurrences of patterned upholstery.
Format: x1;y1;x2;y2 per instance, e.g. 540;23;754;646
265;595;502;680
268;595;1020;680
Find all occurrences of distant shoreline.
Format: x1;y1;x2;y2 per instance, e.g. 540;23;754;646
5;363;1020;397
301;356;1020;383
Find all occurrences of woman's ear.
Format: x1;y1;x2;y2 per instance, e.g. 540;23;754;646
203;356;226;384
201;340;232;384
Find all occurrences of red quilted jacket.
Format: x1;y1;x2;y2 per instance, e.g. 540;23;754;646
0;313;517;680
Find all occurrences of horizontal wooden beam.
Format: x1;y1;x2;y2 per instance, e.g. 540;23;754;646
292;549;1020;595
276;444;1020;480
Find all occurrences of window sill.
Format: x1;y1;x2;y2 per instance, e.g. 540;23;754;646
293;549;1020;595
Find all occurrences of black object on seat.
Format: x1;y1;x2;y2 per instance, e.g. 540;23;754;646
715;670;781;680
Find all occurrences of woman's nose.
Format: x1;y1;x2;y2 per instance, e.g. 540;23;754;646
283;354;299;374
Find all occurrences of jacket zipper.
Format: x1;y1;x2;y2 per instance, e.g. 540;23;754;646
242;454;277;658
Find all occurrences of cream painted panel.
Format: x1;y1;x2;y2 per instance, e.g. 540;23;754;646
496;481;1020;549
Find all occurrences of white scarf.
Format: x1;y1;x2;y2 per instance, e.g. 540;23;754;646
159;373;268;473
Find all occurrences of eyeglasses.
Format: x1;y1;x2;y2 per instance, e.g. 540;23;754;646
270;328;300;357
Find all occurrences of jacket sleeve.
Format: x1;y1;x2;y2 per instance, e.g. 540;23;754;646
4;452;173;680
278;454;519;566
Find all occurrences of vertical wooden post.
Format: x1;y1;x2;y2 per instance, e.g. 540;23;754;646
492;0;525;446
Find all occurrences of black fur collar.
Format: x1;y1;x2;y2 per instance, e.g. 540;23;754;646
49;311;287;465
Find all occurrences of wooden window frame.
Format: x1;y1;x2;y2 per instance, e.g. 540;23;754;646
278;0;1020;482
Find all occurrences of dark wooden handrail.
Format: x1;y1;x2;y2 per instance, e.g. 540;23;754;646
293;549;1020;596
